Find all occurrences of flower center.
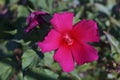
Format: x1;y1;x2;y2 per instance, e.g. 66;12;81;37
64;34;73;46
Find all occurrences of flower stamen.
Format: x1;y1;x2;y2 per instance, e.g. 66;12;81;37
64;34;73;45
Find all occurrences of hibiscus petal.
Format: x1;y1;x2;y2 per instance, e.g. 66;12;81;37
73;19;100;43
26;12;35;24
50;12;73;33
26;11;47;23
38;29;61;53
54;46;74;72
25;11;47;32
25;19;39;32
71;42;98;65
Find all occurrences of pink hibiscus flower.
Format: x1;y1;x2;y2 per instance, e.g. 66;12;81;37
38;12;100;72
25;11;48;32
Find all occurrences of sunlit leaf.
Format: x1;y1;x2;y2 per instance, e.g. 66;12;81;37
106;0;116;10
0;0;5;6
4;29;17;35
17;5;29;17
94;3;110;16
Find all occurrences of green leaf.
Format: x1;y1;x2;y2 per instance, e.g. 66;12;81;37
43;52;54;67
57;1;67;12
70;70;81;80
113;53;120;62
94;3;110;16
15;71;24;80
9;0;18;3
4;29;17;35
22;49;40;69
0;0;5;5
104;31;120;54
106;0;116;10
74;7;84;24
17;5;29;17
14;40;31;46
77;63;93;72
0;58;16;80
44;69;59;79
24;68;58;80
86;11;96;19
47;0;53;13
110;17;120;28
38;0;49;11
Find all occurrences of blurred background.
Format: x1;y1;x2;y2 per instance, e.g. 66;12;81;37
0;0;120;80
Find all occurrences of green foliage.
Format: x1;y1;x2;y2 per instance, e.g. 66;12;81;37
22;49;40;69
0;0;120;80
